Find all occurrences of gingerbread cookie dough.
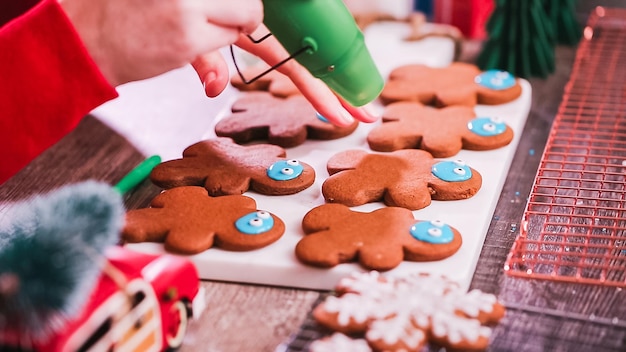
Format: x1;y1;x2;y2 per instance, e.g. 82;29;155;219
215;92;358;148
296;203;463;270
322;149;482;210
380;62;522;107
367;101;514;157
312;271;506;351
150;137;315;196
122;186;285;254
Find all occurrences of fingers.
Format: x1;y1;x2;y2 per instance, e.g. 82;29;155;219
189;1;264;68
201;0;264;34
192;51;231;97
191;24;241;57
339;98;379;124
235;30;380;126
293;77;357;126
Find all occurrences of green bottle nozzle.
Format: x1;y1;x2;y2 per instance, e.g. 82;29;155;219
262;0;384;107
113;155;161;194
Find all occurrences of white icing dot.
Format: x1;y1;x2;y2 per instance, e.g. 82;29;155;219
249;218;263;227
483;123;496;132
453;167;466;176
490;77;503;86
496;71;510;79
256;211;271;219
428;228;443;237
430;220;445;227
281;167;294;175
453;159;466;166
286;159;299;166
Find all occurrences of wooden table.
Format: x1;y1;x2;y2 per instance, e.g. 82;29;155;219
2;4;626;352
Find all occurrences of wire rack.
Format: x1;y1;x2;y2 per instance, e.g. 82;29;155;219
505;7;626;287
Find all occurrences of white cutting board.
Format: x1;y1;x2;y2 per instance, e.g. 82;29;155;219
94;22;531;290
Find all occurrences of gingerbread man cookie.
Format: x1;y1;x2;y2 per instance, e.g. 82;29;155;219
367;101;514;157
150;137;315;196
215;92;358;148
230;65;300;98
312;271;506;352
122;186;285;254
322;149;482;210
380;62;522;107
296;204;462;271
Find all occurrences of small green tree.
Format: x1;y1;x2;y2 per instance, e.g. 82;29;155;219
544;0;582;46
0;181;123;336
477;0;555;78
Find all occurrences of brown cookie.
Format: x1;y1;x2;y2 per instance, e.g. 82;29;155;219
296;203;463;271
312;271;506;352
215;92;358;148
380;62;522;107
322;149;482;210
367;101;514;157
230;65;300;98
122;186;285;254
150;137;315;196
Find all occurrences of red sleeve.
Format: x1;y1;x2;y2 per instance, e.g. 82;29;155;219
0;0;119;184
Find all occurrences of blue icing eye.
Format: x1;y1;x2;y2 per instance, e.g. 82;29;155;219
432;160;472;182
316;112;330;123
474;70;516;90
267;159;304;181
410;220;454;244
467;116;506;136
235;211;274;235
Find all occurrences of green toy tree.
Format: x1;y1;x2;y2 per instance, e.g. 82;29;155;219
477;0;555;78
0;181;124;337
544;0;582;46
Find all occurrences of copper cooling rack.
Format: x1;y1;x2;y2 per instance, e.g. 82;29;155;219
505;7;626;287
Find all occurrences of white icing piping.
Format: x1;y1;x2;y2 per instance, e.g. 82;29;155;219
317;271;501;348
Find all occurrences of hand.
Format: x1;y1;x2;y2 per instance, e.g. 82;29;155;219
59;0;263;86
193;26;379;127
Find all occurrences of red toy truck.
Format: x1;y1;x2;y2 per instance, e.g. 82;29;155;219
0;246;204;351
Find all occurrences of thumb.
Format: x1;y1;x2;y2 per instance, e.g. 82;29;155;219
192;51;230;97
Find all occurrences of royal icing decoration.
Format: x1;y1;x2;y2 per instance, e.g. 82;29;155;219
314;271;503;351
410;220;454;244
309;332;372;352
474;70;516;90
431;160;472;182
266;159;303;181
468;116;507;136
235;211;274;234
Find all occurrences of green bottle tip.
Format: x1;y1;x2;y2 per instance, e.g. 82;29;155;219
321;41;384;106
113;155;161;194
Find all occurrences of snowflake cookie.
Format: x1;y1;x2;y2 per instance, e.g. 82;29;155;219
312;271;505;351
308;332;372;352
